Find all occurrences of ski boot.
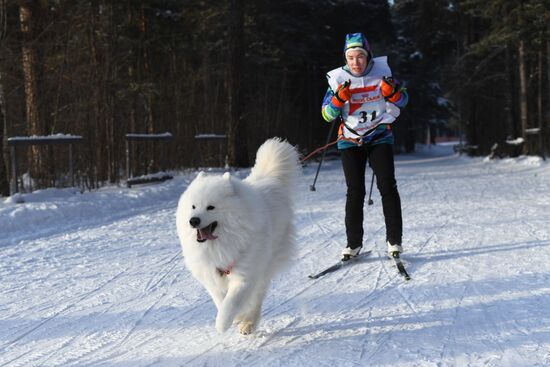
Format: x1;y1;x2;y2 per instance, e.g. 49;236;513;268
341;245;362;261
387;241;403;259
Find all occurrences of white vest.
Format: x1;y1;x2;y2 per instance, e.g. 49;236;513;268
326;56;400;140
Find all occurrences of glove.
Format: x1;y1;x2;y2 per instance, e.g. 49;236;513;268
331;80;351;107
380;76;400;99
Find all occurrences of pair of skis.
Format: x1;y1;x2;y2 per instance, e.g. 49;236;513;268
308;249;410;281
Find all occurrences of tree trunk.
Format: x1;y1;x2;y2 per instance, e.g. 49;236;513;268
546;38;550;156
537;35;545;159
0;0;9;196
89;0;101;188
466;98;477;149
518;39;529;155
547;39;550;117
226;0;248;167
0;62;8;196
505;45;518;140
19;3;45;186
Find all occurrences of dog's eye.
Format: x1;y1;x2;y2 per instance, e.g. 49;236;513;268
207;205;215;211
192;205;196;209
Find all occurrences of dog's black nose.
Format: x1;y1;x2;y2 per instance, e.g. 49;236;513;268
189;217;201;228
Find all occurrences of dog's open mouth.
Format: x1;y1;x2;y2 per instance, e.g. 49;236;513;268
197;221;218;243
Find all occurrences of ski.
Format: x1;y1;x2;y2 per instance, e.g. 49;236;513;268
308;250;372;279
391;252;411;281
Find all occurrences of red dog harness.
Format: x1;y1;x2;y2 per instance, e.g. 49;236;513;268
216;262;235;277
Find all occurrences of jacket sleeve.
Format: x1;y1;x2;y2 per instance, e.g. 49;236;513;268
321;87;341;122
388;87;409;108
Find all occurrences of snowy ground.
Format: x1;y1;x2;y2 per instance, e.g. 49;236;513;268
1;144;549;367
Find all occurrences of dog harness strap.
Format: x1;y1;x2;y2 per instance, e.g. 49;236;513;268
216;261;235;276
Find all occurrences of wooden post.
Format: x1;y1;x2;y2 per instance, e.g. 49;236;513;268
124;133;172;188
160;141;166;172
69;143;74;187
125;139;132;187
7;135;83;196
10;145;18;195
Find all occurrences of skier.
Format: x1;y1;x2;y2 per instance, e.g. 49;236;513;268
321;32;409;261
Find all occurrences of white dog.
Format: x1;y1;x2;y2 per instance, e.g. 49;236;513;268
176;138;299;334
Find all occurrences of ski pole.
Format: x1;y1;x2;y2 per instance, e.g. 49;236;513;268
367;171;375;205
310;118;337;191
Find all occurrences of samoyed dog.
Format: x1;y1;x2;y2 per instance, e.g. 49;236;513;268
176;138;299;335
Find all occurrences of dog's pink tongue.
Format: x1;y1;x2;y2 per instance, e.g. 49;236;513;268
198;229;218;241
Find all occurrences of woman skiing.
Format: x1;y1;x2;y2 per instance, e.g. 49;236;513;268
321;32;409;261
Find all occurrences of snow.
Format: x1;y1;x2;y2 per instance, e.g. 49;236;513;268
194;134;228;139
409;50;423;60
1;144;549;367
436;96;450;107
506;137;525;146
525;128;541;136
125;133;173;139
7;134;83;142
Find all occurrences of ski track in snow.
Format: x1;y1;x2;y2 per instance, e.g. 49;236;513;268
1;145;550;366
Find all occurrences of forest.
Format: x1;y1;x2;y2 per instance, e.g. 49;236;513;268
0;0;548;196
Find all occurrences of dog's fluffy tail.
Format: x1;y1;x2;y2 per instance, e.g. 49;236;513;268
247;138;299;188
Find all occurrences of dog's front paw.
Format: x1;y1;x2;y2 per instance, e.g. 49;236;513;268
239;321;255;335
215;314;232;334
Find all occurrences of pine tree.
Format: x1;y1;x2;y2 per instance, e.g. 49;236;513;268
453;0;548;156
392;0;457;150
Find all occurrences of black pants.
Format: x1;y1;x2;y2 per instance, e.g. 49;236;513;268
341;143;402;248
